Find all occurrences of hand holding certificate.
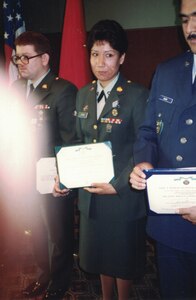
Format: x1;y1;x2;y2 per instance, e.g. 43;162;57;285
55;141;114;189
144;168;196;214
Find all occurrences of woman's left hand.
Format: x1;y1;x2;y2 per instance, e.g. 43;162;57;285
84;183;117;195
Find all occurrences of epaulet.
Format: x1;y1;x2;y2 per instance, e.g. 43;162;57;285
89;80;97;91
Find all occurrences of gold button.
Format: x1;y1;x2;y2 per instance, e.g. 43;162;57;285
93;125;97;130
93;139;97;143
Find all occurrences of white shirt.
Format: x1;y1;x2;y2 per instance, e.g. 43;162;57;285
96;73;119;119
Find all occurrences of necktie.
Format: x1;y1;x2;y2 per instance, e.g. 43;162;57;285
97;90;106;119
97;90;106;102
28;83;34;99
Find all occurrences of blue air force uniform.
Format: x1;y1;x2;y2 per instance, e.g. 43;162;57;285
134;50;196;298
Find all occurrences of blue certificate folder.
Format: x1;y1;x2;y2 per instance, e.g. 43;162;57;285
144;167;196;177
143;168;196;214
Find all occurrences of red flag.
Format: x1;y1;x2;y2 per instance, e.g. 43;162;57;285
59;0;92;89
3;0;25;83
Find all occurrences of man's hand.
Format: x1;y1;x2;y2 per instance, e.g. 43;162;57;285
129;162;153;190
53;175;70;197
177;206;196;225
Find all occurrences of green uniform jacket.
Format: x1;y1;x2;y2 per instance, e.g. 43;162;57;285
12;71;77;158
76;74;149;222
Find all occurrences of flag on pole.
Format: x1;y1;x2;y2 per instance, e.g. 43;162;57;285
3;0;25;83
59;0;92;89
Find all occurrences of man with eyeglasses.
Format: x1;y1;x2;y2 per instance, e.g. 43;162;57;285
130;0;196;299
12;31;77;300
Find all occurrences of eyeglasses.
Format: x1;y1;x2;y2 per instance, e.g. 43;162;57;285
11;53;44;65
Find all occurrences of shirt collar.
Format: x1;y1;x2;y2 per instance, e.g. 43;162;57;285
27;69;50;89
193;55;196;83
97;73;119;98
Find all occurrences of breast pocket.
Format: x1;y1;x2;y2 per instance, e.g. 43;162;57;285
156;100;177;144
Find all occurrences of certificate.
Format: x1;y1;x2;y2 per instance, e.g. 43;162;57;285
55;141;114;189
144;168;196;214
36;157;57;194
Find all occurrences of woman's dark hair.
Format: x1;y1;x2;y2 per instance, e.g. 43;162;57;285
87;19;128;55
15;31;51;57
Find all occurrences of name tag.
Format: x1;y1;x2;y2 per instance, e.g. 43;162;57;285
159;95;173;104
78;112;88;118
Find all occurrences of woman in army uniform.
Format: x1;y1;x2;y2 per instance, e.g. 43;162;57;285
55;20;149;300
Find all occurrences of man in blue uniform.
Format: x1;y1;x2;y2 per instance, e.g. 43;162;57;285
130;0;196;299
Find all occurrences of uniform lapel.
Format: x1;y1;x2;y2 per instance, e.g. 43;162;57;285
179;51;194;107
86;81;97;121
28;71;54;106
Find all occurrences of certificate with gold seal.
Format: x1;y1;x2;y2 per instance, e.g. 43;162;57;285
144;168;196;214
55;141;114;189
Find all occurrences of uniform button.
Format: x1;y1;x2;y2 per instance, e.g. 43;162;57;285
186;119;193;125
93;125;97;130
180;137;187;144
93;139;97;143
176;155;183;162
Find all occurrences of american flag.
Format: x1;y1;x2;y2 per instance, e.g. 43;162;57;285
3;0;25;83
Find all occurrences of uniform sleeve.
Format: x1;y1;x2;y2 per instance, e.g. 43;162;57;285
112;86;149;197
75;90;85;143
133;69;159;167
56;82;78;145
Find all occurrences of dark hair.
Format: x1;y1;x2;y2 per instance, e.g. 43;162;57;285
15;31;51;57
87;19;128;55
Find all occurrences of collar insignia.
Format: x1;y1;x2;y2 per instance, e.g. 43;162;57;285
42;84;48;89
116;86;123;92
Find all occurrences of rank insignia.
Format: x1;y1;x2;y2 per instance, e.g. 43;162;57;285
112;108;118;116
